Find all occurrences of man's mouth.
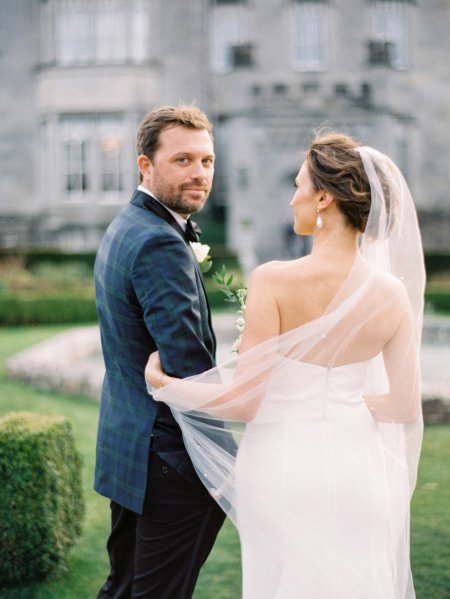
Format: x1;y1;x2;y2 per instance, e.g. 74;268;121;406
183;186;208;192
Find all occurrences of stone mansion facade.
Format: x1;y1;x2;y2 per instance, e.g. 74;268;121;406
0;0;449;265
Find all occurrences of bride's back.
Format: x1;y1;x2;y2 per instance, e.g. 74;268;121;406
262;255;408;367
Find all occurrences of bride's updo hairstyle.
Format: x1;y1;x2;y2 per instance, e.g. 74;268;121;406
306;132;371;232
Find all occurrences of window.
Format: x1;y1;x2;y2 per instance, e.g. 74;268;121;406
210;1;253;73
56;0;92;65
61;117;92;195
96;0;127;64
60;115;126;201
41;0;151;66
66;140;89;192
130;0;150;63
98;117;125;192
396;136;409;180
214;0;248;4
369;1;413;70
291;1;328;72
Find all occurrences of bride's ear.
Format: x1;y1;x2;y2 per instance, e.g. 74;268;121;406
318;191;335;210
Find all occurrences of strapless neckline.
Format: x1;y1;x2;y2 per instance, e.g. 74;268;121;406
278;356;372;372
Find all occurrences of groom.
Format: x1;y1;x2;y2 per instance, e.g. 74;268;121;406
94;105;225;598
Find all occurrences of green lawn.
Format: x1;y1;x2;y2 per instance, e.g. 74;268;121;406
0;326;241;599
0;326;449;599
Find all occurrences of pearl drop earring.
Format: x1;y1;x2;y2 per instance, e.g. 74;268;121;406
316;209;323;229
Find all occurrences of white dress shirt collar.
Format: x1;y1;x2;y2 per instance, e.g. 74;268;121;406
137;185;188;231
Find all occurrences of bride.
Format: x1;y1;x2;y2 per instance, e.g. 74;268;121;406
145;132;425;598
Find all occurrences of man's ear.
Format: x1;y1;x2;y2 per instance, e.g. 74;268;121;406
137;154;152;179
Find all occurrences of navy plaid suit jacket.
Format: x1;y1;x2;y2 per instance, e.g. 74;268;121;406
94;190;216;514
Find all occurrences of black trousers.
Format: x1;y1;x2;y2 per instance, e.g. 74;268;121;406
97;453;226;599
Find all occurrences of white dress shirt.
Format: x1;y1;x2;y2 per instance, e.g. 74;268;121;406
137;185;188;232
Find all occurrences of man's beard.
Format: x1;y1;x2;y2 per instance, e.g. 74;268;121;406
152;178;210;215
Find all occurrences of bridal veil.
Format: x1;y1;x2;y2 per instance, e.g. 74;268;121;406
154;146;425;598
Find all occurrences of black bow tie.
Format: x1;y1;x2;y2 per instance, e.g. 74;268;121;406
133;191;202;246
185;219;202;243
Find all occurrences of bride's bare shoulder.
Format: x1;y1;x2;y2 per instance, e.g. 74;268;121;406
371;265;407;294
248;257;310;285
367;266;411;315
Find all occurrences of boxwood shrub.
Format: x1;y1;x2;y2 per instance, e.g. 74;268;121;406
0;293;98;326
425;289;450;314
0;289;237;325
424;252;450;277
0;412;84;586
0;249;97;270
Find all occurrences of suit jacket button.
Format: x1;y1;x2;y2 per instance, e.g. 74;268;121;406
161;465;169;474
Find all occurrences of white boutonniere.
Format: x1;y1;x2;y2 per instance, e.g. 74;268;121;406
213;265;247;353
190;242;213;273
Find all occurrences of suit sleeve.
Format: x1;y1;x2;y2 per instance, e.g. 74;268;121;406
131;231;215;378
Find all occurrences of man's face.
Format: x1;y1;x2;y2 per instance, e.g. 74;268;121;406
141;125;215;217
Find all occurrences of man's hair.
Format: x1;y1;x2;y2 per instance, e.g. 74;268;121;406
136;104;214;160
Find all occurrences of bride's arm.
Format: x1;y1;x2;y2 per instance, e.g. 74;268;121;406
145;265;281;420
364;293;421;423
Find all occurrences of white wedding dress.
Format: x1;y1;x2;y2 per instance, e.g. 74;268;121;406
235;358;397;598
154;147;424;598
157;271;422;598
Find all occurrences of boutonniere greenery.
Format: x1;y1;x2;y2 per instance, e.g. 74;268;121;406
190;241;213;273
213;265;247;353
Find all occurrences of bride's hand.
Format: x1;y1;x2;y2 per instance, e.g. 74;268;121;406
145;351;166;389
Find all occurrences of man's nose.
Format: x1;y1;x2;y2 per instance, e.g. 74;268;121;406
189;161;209;180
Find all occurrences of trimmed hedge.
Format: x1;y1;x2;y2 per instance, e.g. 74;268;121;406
0;258;244;325
2;248;449;276
0;290;238;325
0;250;97;270
425;253;450;277
425;290;450;314
0;248;242;324
0;412;84;586
0;294;98;326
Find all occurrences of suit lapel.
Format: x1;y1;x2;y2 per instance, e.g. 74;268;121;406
130;189;187;241
130;189;216;355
